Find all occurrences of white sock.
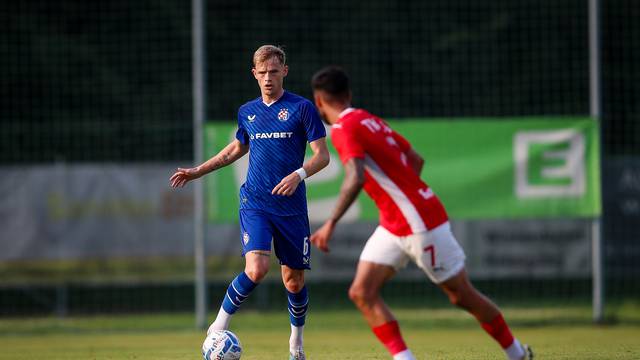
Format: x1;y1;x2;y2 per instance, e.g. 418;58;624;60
289;324;304;352
393;349;416;360
505;339;525;360
207;307;232;334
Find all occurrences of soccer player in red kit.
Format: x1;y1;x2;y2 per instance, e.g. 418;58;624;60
309;66;533;360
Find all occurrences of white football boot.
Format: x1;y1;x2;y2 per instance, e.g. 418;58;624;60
289;348;306;360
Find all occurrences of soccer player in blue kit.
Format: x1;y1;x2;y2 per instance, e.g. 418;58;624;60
170;45;329;360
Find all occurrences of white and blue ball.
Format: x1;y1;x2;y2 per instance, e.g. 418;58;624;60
202;330;242;360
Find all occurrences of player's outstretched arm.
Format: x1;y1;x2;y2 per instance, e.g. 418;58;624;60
310;157;365;252
169;139;249;188
271;137;330;196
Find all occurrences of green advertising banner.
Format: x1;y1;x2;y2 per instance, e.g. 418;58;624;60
204;117;601;222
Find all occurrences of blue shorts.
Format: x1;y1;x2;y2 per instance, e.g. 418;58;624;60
239;209;311;270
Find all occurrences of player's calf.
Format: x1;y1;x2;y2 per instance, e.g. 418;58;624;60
282;265;308;354
287;286;308;358
481;313;531;360
208;272;258;333
372;321;416;360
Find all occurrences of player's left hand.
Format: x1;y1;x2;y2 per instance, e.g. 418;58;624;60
271;172;302;196
310;220;335;253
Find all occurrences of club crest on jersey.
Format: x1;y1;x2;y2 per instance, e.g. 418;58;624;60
243;232;250;245
277;108;289;121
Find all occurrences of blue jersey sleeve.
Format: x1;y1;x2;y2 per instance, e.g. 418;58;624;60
302;101;326;143
235;111;250;145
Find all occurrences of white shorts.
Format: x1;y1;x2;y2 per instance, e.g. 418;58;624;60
359;222;466;284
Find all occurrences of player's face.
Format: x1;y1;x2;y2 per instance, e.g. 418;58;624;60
252;57;288;100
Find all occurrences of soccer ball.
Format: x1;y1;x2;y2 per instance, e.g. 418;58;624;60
202;330;242;360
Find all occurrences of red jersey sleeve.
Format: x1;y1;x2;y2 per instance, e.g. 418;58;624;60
330;121;365;163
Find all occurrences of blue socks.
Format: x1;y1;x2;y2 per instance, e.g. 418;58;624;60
287;286;309;327
222;272;257;314
214;272;308;334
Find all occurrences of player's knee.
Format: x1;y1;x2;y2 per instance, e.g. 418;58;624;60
282;269;305;293
348;284;373;306
448;291;463;307
348;287;363;305
447;289;471;309
244;266;268;283
283;278;304;293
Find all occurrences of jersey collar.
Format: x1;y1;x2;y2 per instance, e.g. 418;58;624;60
262;90;286;107
338;107;356;119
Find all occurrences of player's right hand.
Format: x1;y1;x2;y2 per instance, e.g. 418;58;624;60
169;167;202;188
310;220;335;253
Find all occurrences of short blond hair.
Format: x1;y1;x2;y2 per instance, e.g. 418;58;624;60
253;45;286;67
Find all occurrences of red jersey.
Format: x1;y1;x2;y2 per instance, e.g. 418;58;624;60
331;108;448;236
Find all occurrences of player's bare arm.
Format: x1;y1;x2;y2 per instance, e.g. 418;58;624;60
272;137;330;196
405;148;424;176
310;157;365;252
170;139;249;188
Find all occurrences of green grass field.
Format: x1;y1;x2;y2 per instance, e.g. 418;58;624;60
1;304;639;359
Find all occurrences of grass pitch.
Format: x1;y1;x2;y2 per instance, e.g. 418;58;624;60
0;305;639;359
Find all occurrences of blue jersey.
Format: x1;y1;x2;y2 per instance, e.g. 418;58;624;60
235;91;326;216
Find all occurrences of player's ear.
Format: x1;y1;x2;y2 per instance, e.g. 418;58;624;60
313;92;323;108
282;65;289;77
251;67;257;79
